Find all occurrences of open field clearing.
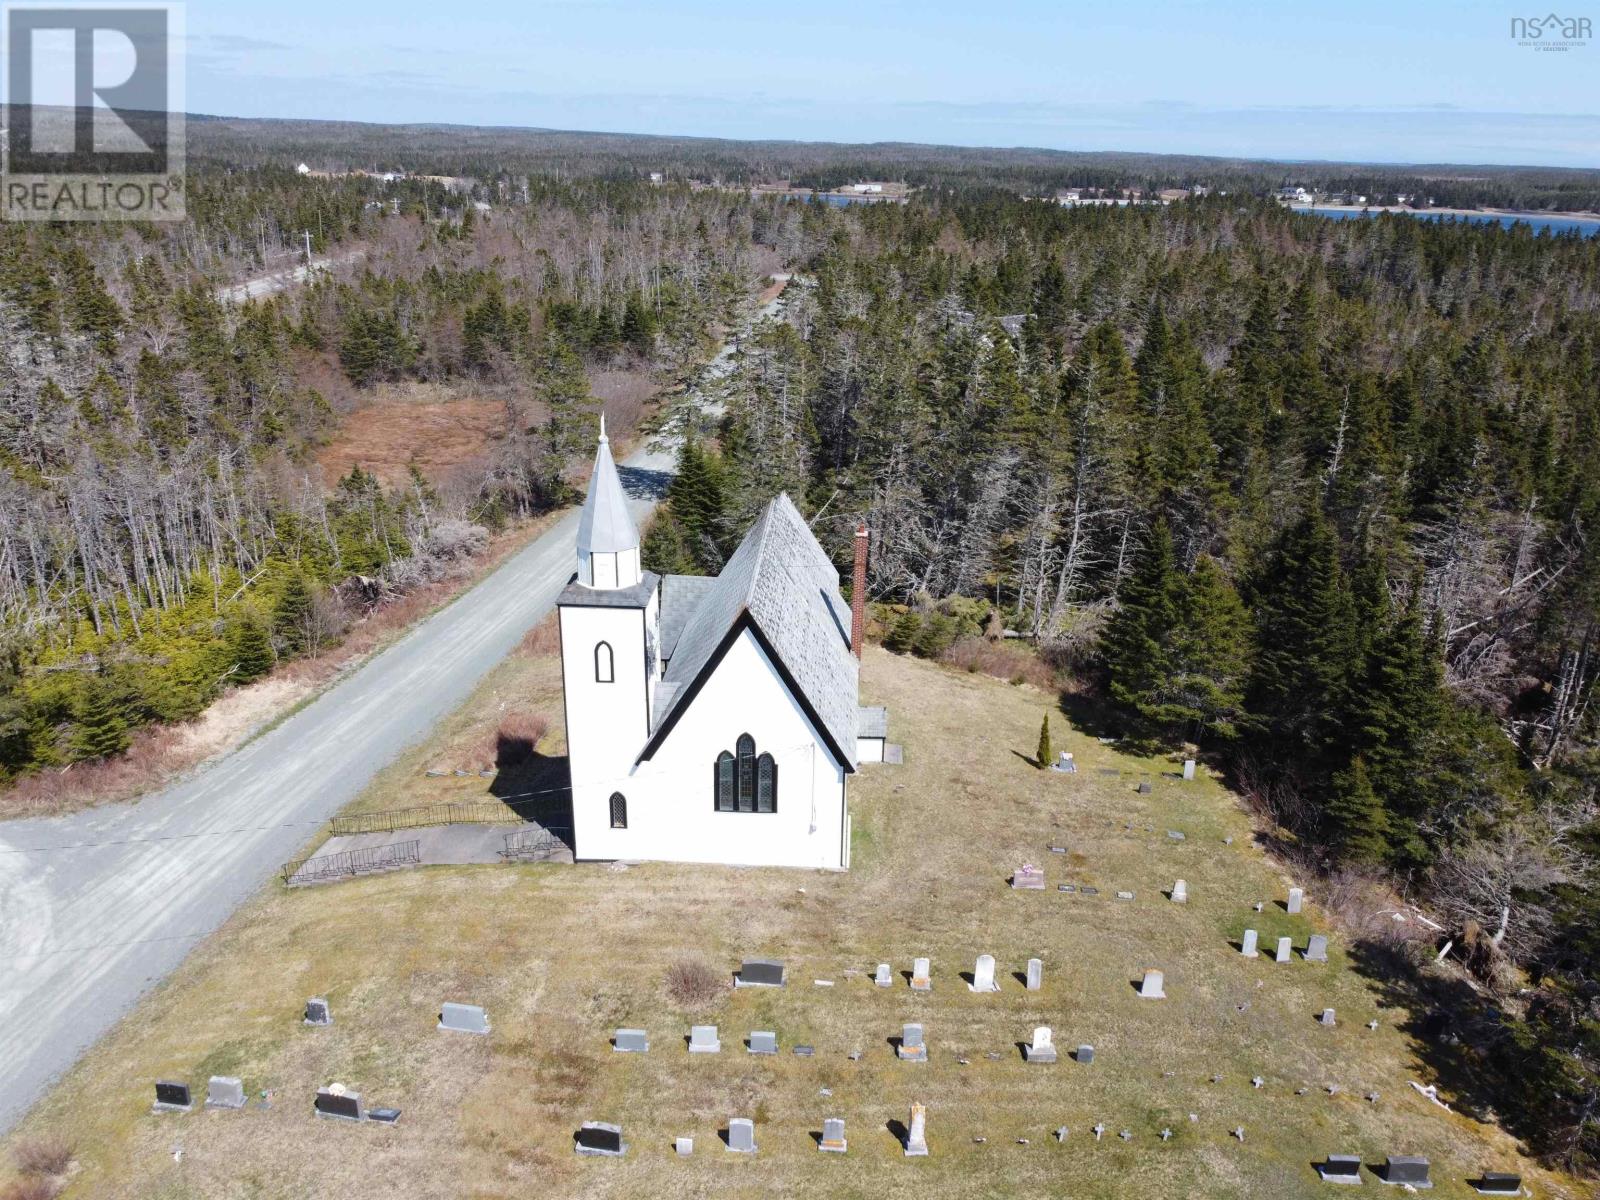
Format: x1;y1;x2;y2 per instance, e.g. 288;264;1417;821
2;647;1573;1199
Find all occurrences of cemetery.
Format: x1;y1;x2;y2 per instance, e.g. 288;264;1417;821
0;646;1571;1198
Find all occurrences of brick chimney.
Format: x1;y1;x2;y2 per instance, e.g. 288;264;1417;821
850;521;869;659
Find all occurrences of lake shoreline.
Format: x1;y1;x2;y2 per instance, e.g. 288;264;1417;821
1289;201;1600;222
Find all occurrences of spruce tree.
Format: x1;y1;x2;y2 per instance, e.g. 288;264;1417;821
1102;519;1180;734
884;611;921;655
274;571;313;657
73;675;130;761
1036;713;1053;768
1326;755;1390;865
229;617;275;683
1163;555;1253;743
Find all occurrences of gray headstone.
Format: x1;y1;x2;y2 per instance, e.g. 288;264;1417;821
904;1103;929;1156
1137;780;1153;794
727;1117;756;1153
1471;1172;1522;1195
1171;879;1188;904
736;958;785;988
1076;1044;1094;1064
153;1080;191;1111
314;1087;363;1121
1320;1154;1363;1183
793;1045;814;1057
688;1025;721;1053
1306;934;1329;963
614;1028;648;1053
1026;957;1043;990
1275;936;1293;963
205;1076;245;1110
1139;969;1166;999
438;1002;490;1035
1384;1155;1430;1186
748;1030;777;1055
1319;1008;1337;1027
1182;759;1196;780
1012;864;1045;889
819;1117;847;1153
368;1107;401;1123
898;1022;928;1061
575;1121;626;1156
874;962;892;987
303;997;332;1026
1287;887;1304;914
1024;1025;1057;1063
1241;929;1259;957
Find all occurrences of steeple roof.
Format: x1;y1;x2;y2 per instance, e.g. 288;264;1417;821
576;414;639;558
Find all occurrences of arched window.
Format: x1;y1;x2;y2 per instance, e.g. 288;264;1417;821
594;641;614;683
609;792;628;829
713;738;776;814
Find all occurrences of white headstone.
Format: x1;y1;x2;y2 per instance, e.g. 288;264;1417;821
911;956;931;991
1241;929;1259;957
1182;758;1196;780
1026;957;1043;990
904;1103;929;1156
689;1025;721;1053
1319;1008;1336;1027
1275;936;1292;963
1025;1025;1058;1063
874;962;892;987
820;1117;847;1153
205;1076;245;1110
1139;969;1167;999
1306;934;1329;963
970;954;999;992
675;1136;694;1156
1287;887;1304;914
1171;879;1188;904
727;1117;756;1153
438;1002;490;1035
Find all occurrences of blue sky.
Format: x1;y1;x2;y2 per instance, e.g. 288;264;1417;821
185;0;1600;166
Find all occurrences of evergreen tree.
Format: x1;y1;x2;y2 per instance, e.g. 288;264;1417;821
640;508;698;576
1161;555;1254;742
229;617;275;683
274;571;314;657
1036;713;1053;768
668;438;727;568
1102;519;1180;734
72;675;130;761
884;611;921;655
1326;754;1390;864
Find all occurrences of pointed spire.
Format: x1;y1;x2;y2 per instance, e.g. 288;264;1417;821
576;411;641;589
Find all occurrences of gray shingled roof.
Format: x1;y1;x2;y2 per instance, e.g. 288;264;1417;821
858;705;888;739
645;493;859;768
576;423;638;557
660;574;718;660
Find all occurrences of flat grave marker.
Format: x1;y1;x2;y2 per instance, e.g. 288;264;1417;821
303;998;332;1026
438;1002;489;1035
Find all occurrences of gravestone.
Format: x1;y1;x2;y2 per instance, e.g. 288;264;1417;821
1051;751;1077;774
1081;886;1099;895
793;1045;814;1057
153;1081;192;1112
1026;958;1043;991
874;962;892;987
1013;864;1045;890
303;997;332;1026
1075;1044;1094;1064
898;1022;928;1062
1182;759;1196;781
614;1028;648;1053
1024;1026;1057;1063
819;1117;847;1153
904;1103;929;1156
1241;929;1260;958
314;1087;364;1122
1137;779;1153;794
737;958;786;988
1319;1008;1337;1027
1306;934;1329;963
1171;879;1188;904
438;1002;490;1035
727;1118;756;1154
575;1121;627;1157
970;954;999;993
749;1030;777;1055
1275;936;1293;963
689;1025;721;1053
205;1076;245;1110
1318;1154;1363;1184
1139;969;1166;999
911;956;932;991
1383;1155;1431;1187
368;1107;401;1124
675;1137;693;1156
1287;887;1305;915
1116;890;1135;901
1470;1172;1522;1195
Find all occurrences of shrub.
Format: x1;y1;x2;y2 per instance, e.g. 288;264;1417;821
665;958;723;1008
3;1178;61;1200
13;1136;73;1176
489;712;550;768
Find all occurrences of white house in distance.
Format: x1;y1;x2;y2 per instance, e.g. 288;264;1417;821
556;421;882;870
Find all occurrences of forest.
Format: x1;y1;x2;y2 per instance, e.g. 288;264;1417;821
645;193;1600;1173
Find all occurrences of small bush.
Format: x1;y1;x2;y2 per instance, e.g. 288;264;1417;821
13;1137;73;1177
665;958;723;1008
489;712;550;768
4;1178;61;1200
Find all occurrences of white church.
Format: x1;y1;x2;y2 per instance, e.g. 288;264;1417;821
555;422;886;871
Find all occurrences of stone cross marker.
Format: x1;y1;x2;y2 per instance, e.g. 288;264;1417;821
1275;936;1293;963
153;1080;192;1112
1024;1026;1058;1063
575;1121;627;1157
1013;864;1045;890
970;954;999;992
1026;957;1043;990
911;957;932;991
749;1030;777;1055
1139;969;1167;999
1171;879;1188;904
1319;1008;1337;1027
874;962;892;987
1182;759;1196;780
905;1103;929;1156
689;1025;721;1054
819;1117;847;1153
1287;887;1304;914
438;1002;490;1035
614;1028;648;1053
205;1076;245;1110
899;1022;928;1061
1241;929;1260;958
1306;934;1329;963
737;958;786;987
727;1117;756;1154
303;997;332;1026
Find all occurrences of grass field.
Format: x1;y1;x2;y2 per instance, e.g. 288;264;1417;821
2;645;1578;1199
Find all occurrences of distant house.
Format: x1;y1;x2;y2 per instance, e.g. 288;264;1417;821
295;162;311;175
648;171;664;184
849;182;885;194
1276;186;1313;204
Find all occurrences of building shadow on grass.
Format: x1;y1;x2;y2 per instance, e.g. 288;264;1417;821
487;751;574;851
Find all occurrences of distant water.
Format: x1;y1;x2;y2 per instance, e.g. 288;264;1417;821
1304;207;1600;238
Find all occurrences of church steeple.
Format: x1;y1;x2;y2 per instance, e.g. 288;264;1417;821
575;413;641;589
